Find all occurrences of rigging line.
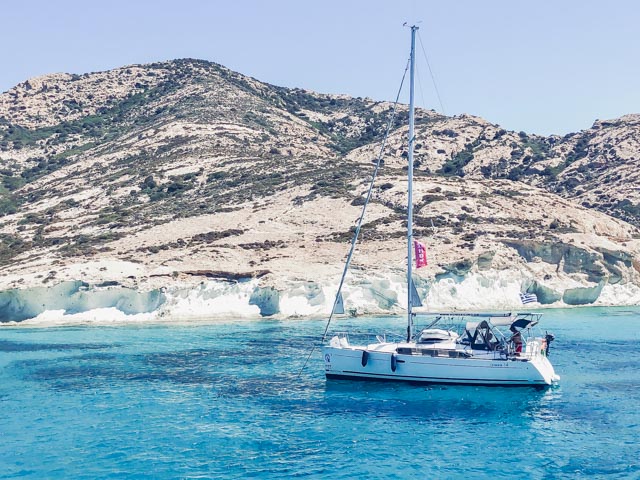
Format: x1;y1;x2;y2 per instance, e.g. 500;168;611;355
296;57;412;380
417;31;446;115
415;63;429;115
320;57;410;343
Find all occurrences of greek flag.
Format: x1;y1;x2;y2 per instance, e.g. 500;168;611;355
520;292;538;304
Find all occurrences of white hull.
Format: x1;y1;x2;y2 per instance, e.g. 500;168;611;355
323;343;559;387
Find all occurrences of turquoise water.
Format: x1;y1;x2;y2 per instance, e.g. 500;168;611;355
1;307;639;479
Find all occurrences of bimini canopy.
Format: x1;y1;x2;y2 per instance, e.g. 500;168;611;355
510;317;539;330
424;312;516;327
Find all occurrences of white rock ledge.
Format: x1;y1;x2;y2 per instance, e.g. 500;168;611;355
1;269;639;327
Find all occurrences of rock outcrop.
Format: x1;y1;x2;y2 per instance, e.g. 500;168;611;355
0;59;639;322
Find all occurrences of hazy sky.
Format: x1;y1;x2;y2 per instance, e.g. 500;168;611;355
2;0;638;135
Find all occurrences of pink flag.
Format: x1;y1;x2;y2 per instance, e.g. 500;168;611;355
414;240;428;268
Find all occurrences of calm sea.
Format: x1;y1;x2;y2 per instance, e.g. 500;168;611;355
1;306;639;479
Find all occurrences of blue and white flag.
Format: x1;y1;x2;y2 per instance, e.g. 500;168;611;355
519;292;538;304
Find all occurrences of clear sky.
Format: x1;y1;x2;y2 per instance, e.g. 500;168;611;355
2;0;638;135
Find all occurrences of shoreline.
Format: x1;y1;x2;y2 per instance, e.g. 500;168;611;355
2;302;638;330
2;264;639;328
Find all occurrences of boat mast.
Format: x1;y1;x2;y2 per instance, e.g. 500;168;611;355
406;25;418;342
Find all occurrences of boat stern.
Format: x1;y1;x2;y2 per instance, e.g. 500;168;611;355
531;355;561;386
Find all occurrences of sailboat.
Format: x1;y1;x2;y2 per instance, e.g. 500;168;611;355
321;26;560;387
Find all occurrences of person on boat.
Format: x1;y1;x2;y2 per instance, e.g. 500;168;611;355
510;326;523;355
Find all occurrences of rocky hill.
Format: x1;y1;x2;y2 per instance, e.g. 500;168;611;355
0;59;639;322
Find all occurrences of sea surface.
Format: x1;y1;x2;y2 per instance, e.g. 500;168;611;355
1;306;639;479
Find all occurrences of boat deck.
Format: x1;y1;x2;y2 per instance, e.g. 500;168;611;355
354;340;542;361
